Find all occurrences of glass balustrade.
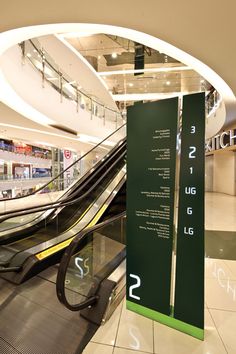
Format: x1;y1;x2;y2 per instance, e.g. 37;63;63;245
20;39;123;127
58;214;126;309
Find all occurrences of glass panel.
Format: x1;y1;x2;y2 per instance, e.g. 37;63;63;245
64;216;126;306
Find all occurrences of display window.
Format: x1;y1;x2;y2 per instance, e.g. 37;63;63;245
32;168;51;178
12;163;31;179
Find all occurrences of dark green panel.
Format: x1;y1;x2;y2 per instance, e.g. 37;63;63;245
174;93;205;329
127;98;178;315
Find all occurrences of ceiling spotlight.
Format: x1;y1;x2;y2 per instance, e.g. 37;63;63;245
166;81;171;85
200;79;205;84
111;52;117;59
128;83;134;87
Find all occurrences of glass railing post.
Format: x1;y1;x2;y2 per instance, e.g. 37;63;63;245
59;71;63;103
76;86;79;113
20;41;26;64
103;106;106;126
41;48;45;88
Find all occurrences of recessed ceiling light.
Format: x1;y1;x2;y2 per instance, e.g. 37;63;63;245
166;81;171;85
128;83;134;87
111;52;117;58
200;79;205;83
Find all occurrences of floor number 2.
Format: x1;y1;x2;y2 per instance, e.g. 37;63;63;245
129;274;141;300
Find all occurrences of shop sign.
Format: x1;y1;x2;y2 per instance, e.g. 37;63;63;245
205;129;236;152
64;150;72;159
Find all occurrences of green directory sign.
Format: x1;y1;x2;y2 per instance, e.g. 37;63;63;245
174;93;205;335
127;98;178;315
127;93;205;340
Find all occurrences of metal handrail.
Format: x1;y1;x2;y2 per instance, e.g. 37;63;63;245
56;211;126;311
21;39;121;116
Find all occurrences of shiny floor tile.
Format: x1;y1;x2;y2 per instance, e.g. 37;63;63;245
115;303;153;353
91;301;123;346
205;278;236;311
210;309;236;354
114;348;152;353
205;192;236;232
154;309;227;354
223;260;236;280
205;258;235;280
82;342;113;354
205;230;236;260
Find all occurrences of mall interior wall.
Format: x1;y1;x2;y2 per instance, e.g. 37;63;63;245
213;151;236;195
205;151;236;195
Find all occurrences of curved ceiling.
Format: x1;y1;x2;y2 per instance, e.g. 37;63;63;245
0;1;236;129
1;1;235;92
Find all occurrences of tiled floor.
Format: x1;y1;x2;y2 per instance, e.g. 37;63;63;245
83;192;236;353
205;192;236;231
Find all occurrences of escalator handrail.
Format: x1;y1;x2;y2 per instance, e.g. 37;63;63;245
56;211;126;311
0;144;126;223
0;123;126;203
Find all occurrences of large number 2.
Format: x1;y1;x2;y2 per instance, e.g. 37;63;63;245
189;146;196;159
129;274;141;300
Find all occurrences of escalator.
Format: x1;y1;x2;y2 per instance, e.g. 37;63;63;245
0;136;126;243
56;212;126;333
0;124;126;239
0;128;126;284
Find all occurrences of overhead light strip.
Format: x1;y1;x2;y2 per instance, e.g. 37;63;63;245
0;123;92;144
0;123;115;149
112;91;205;101
99;66;193;76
